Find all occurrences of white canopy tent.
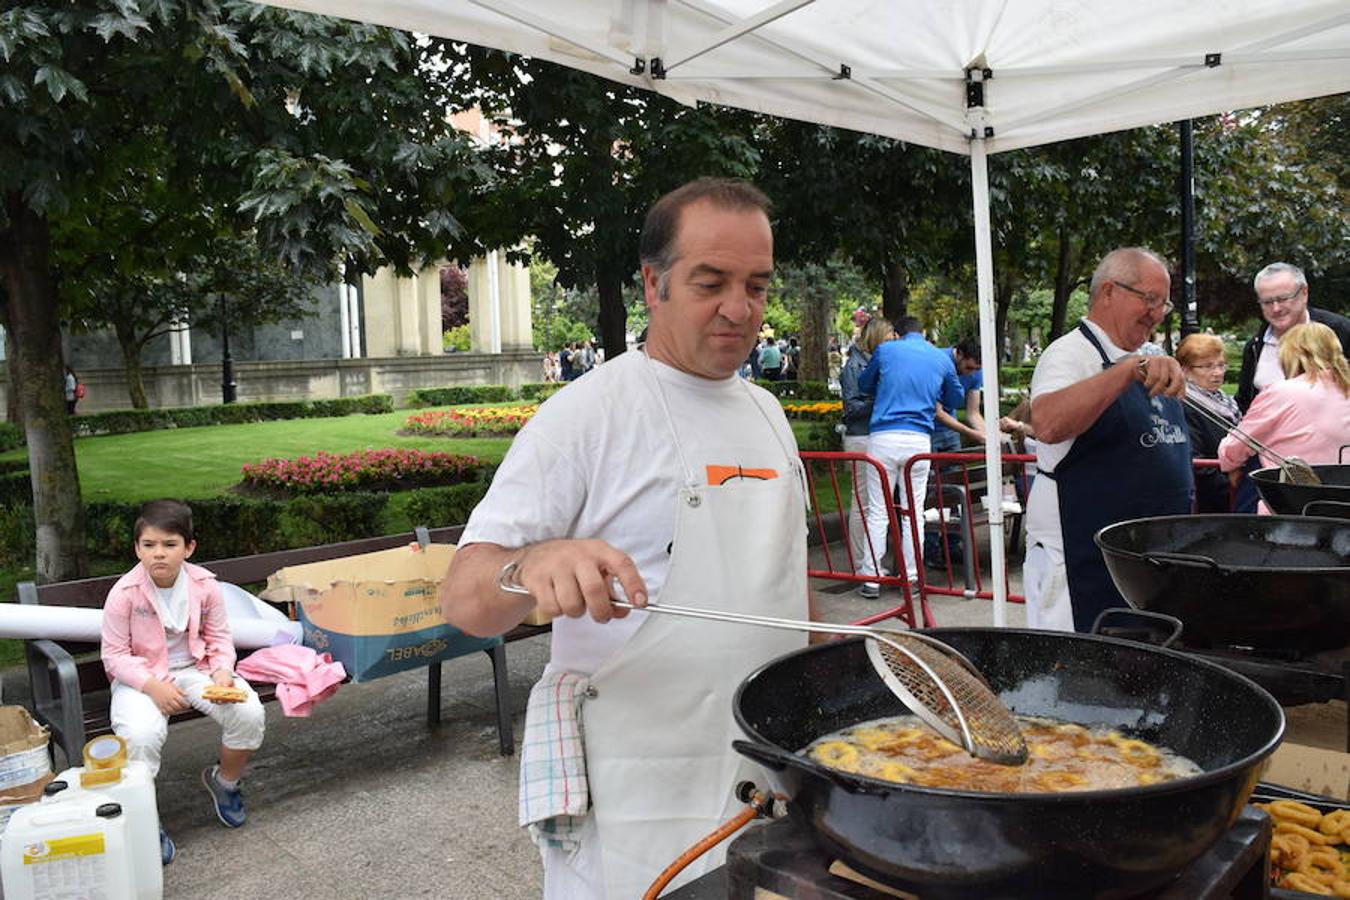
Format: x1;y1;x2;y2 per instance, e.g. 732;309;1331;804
264;0;1350;623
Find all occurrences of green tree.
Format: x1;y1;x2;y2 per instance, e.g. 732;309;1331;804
773;259;872;381
756;121;971;322
456;49;760;360
0;2;490;580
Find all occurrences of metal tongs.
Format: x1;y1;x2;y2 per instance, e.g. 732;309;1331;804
1181;386;1321;485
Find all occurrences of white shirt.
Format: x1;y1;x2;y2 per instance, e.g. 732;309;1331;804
459;350;798;675
1024;319;1160;553
1253;310;1311;393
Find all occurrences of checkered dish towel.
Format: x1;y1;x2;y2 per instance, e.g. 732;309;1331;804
518;670;590;855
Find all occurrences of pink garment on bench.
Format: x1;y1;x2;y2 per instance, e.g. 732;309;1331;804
236;644;347;717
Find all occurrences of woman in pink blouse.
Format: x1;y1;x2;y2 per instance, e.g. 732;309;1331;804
1219;323;1350;509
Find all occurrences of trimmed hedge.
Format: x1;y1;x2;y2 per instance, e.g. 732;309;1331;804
0;423;23;453
406;385;515;407
69;395;394;438
760;380;834;400
83;492;392;561
518;382;566;401
998;366;1036;389
0;471;32;507
796;422;843;452
403;482;492;531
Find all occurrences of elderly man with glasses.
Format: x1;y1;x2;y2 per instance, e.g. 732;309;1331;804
1022;247;1193;634
1235;262;1350;413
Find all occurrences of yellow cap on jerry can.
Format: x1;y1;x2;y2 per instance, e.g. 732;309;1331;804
80;734;129;787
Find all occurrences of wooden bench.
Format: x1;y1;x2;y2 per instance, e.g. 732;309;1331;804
20;525;551;767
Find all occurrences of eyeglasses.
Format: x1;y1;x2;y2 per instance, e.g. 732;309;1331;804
1189;362;1227;371
1111;280;1173;315
1257;286;1305;309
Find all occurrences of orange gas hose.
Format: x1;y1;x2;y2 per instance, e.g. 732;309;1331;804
642;804;760;900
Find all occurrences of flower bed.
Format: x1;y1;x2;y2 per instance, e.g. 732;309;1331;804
781;400;843;421
241;448;485;495
403;405;539;438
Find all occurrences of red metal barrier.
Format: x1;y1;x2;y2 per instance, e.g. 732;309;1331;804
799;451;929;628
805;450;1229;627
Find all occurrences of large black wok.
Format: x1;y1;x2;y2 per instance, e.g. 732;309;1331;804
733;629;1283;900
1095;514;1350;651
1252;465;1350;518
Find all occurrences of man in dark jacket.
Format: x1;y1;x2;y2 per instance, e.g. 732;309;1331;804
1235;262;1350;412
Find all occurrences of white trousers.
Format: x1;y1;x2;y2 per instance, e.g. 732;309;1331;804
110;668;265;777
1022;542;1075;632
842;434;874;573
861;430;932;584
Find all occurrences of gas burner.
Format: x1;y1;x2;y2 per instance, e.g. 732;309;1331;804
667;806;1273;899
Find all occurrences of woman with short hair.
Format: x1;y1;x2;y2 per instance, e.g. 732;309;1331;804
1175;334;1245;512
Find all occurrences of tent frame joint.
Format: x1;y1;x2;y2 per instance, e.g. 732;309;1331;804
630;57;646;76
834;63;851;80
965;66;992;108
650;56;666;78
1205;52;1222;67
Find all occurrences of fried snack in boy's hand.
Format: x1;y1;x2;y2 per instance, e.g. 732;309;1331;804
202;684;247;704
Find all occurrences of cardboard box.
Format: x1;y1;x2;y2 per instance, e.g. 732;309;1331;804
0;771;54;835
1261;742;1350;801
0;707;49;792
263;545;501;683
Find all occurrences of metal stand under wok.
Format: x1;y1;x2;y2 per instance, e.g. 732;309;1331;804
666;808;1274;899
1093;608;1350;752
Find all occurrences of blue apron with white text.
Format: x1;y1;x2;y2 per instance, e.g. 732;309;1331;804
1044;324;1193;631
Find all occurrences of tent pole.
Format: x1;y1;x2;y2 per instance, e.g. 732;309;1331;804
1179;119;1199;338
969;140;1008;627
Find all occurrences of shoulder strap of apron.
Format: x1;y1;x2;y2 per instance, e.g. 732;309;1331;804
1076;321;1113;369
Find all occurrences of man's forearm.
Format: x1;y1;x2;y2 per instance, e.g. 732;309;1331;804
1032;361;1135;444
440;542;538;637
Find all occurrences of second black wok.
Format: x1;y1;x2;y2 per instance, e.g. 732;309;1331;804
1095;514;1350;651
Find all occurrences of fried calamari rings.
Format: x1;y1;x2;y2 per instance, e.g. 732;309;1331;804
1300;847;1344;885
1282;871;1337;896
1271;832;1311;869
1321;809;1350;838
1277;821;1341;846
1270;800;1326;828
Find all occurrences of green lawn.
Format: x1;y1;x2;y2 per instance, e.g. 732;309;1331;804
0;407;517;503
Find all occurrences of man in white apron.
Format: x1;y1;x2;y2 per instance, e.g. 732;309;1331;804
441;178;811;899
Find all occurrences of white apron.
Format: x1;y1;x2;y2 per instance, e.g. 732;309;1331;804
580;363;808;899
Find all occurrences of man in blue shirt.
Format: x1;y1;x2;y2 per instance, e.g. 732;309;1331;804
856;317;965;598
931;337;986;453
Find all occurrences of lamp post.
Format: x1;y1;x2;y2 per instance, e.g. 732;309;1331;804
1178;119;1199;339
219;295;237;404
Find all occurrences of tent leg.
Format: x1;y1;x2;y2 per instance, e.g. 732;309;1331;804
969;140;1009;628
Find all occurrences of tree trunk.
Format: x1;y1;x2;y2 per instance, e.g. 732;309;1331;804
0;195;88;582
881;257;909;324
799;284;831;382
595;267;628;362
113;320;150;409
1049;227;1075;342
5;329;22;428
994;269;1015;366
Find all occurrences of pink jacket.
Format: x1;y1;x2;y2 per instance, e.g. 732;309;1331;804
101;561;237;690
236;645;346;717
1219;373;1350;474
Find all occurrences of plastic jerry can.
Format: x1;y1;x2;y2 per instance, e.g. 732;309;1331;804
46;736;162;900
1;794;134;900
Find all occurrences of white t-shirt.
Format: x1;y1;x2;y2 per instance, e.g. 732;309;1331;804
153;580;195;669
1024;319;1161;554
1253;311;1311;393
459;350;800;675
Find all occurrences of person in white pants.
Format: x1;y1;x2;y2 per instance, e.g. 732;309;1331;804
856;316;965;598
839;317;898;575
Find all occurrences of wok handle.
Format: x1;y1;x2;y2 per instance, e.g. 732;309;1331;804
1090;608;1184;649
1141;550;1222;571
732;740;891;796
1339;445;1349;465
1303;500;1350;519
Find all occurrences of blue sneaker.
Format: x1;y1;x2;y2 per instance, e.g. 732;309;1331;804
159;827;175;865
201;765;247;828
